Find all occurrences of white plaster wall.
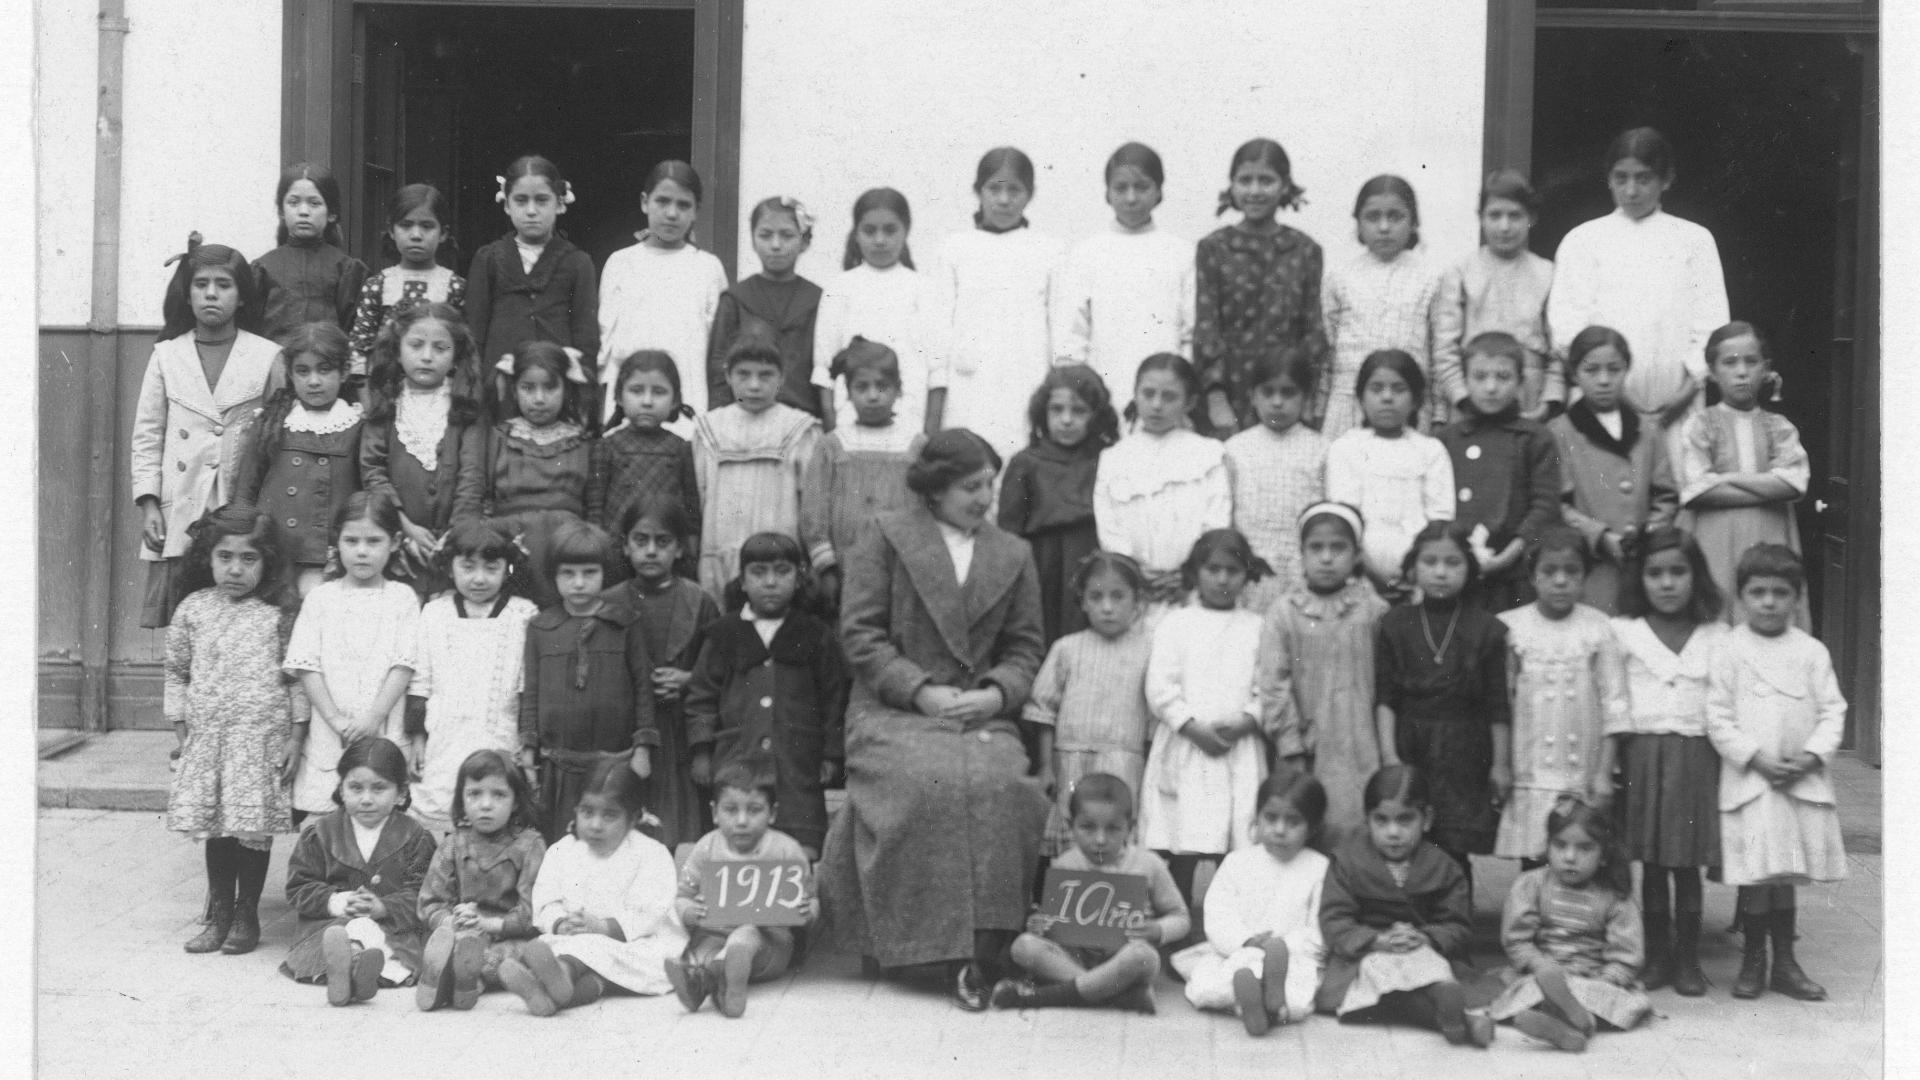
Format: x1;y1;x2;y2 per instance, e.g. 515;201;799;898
736;0;1486;310
35;0;100;326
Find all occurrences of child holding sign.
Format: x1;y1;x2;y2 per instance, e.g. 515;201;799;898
666;759;818;1018
992;774;1189;1014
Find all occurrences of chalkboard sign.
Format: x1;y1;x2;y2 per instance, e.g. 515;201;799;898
1038;866;1152;950
700;859;810;928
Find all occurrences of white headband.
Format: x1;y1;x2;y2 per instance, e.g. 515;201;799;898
1297;501;1365;542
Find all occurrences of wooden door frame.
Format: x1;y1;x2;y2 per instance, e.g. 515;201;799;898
280;0;744;280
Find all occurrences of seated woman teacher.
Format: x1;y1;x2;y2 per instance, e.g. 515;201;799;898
820;428;1051;1011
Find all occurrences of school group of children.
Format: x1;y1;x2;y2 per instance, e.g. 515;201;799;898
140;122;1846;1046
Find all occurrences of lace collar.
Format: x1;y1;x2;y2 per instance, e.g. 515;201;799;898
284;399;361;435
507;417;583;446
395;384;451;471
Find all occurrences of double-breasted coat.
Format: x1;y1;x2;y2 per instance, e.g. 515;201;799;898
818;506;1051;968
1548;403;1677;613
231;412;363;565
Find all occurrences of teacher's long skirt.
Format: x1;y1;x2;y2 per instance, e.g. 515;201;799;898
819;686;1051;969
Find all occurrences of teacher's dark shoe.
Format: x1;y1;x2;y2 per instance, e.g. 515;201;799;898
953;962;990;1012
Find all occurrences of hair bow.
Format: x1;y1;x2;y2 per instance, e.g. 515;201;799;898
495;176;508;205
164;231;204;266
777;195;813;234
562;181;577;206
494;347;591;385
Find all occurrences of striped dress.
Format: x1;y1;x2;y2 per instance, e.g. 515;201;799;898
1022;621;1155;855
1223;422;1328;612
1489;867;1651;1030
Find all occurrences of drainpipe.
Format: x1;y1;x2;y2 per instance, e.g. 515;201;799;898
80;0;129;731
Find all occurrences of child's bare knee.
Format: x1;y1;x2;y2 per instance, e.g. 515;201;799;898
726;925;765;952
1118;940;1161;979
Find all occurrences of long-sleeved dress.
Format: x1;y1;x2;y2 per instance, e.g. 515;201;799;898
1488;867;1650;1030
1319;248;1451;439
282;809;437;981
282;578;421;814
706;272;822;417
1139;604;1266;855
798;421;924;581
811;262;945;434
596;239;727;430
997;437;1102;642
1093;427;1231;583
467;419;598;611
691;403;821;598
1676;402;1810;628
1317;838;1473;1015
934;227;1064;461
683;610;848;853
1493;604;1629;859
1194;223;1328;431
588;423;701;563
602;577;721;851
531;831;687;993
418;825;546;983
1376;597;1510;855
1022;620;1155;856
1054;220;1196;393
1174;845;1327;1017
518;604;656;844
407;594;540;833
1223;422;1328;611
1438;247;1562;416
818;506;1050;969
1324;427;1455;587
1547;207;1728;420
464;233;599;374
1436;404;1562;610
1705;625;1847;887
1258;581;1390;848
347;264;466;374
254;238;369;344
1549;403;1678;614
165;590;303;842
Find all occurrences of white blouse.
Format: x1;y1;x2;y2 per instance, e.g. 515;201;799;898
597;241;729;424
1093;427;1231;575
1053;220;1196;391
1323;427;1455;582
1609;617;1729;737
811;262;946;432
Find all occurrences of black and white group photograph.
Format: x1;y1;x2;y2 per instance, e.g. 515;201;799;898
17;1;1906;1077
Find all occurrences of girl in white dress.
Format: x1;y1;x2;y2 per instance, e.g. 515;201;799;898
934;147;1064;461
407;520;540;833
597;160;729;432
813;187;945;435
1324;349;1455;599
1054;141;1195;390
500;757;686;1013
1139;530;1271;912
283;492;421;822
1094;354;1232;611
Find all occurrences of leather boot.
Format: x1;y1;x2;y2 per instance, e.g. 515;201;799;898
220;904;261;955
1670;912;1708;997
184;898;233;954
1731;929;1769;1000
1767;909;1827;1001
1640;911;1672;991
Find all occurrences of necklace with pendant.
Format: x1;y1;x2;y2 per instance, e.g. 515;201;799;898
1421;602;1462;664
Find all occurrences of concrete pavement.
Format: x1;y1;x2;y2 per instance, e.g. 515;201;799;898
36;753;1882;1080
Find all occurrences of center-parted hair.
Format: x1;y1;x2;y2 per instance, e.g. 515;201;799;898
179;505;291;607
1354;348;1427;419
1352;174;1420;249
504;155;571;208
1363;763;1432;814
618;489;698;549
1565;325;1633;383
1125;352;1207;432
642;159;703;203
275;162;347;248
1605;126;1676;181
1527;523;1595;574
1181;528;1273;590
332;737;411;810
1217;137;1306;216
1068;772;1136;822
331;490;403;545
435;518;535;601
383;183;457;268
1105;142;1165;189
906;428;1002;499
1400;520;1481;594
575;755;648;828
1255;769;1329;842
843;188;915;271
363;303;481;427
503;341;589;427
253;322;353;463
1070;550;1148;604
451;748;538;834
1026;364;1120;449
159;234;261;341
1617;525;1723;622
1245;345;1318;399
1478;168;1540;216
611;349;695;426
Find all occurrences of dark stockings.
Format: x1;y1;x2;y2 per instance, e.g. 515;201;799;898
1642;865;1703;917
204;837;240;905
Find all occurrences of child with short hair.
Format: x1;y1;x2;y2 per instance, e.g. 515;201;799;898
684;533;847;858
466;155;599;378
282;737;437;1005
1439;169;1562;421
415;749;546;1011
1318;765;1492;1047
1174;771;1329;1036
1548;326;1678;614
1489;797;1650;1051
1024;551;1155;857
1259;503;1390;848
503;758;687;1013
1707;543;1845;1001
348;183;466;377
1324;349;1455;599
1494;527;1627;864
693;333;822;597
1224;350;1328;611
666;759;821;1017
603;494;722;850
993;774;1189;1013
813;187;944;434
1374;523;1511;879
166;506;304;956
708;196;822;418
1609;526;1728;996
254;162;369;344
999;364;1119;641
589;349;702;566
1437;331;1562;610
519;521;656;844
1677;321;1810;628
406;519;540;833
799;338;926;610
233;322;362;597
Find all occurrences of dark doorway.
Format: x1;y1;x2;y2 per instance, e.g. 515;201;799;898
1530;30;1864;630
354;4;696;275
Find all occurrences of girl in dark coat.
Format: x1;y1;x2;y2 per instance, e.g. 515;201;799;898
465;156;600;392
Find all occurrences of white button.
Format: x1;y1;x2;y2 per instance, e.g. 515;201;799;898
1466;445;1482;460
977;731;992;743
1459;487;1473;502
759;696;773;709
1619;479;1635;494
